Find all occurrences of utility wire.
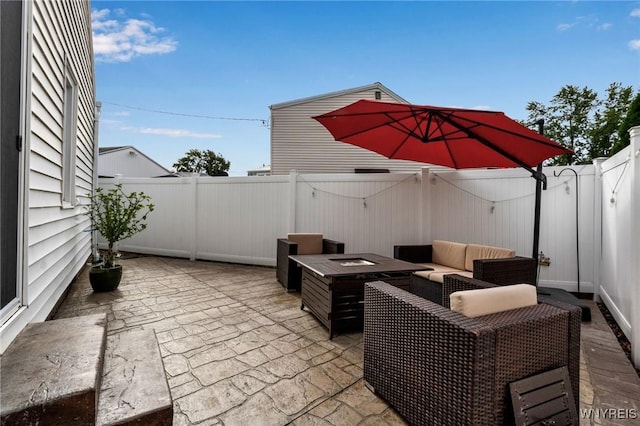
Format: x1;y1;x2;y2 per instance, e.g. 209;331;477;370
100;101;268;125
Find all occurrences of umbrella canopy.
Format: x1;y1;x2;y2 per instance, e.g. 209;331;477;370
313;99;572;173
313;99;574;273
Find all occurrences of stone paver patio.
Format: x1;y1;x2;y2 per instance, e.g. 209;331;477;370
53;256;640;425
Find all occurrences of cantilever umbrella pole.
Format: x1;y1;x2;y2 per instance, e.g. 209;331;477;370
532;120;546;282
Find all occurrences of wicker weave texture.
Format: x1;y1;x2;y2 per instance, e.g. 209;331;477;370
394;244;537;306
473;256;537;285
444;274;582;411
364;280;579;426
276;237;344;291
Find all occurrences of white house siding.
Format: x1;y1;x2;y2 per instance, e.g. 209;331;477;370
270;84;431;175
99;147;171;177
1;0;95;352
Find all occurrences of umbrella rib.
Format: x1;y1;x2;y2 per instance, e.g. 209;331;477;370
434;110;538;175
452;114;565;149
388;111;427;158
328;110;419;141
425;115;459;168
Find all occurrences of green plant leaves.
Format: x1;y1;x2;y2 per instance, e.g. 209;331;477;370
85;184;154;268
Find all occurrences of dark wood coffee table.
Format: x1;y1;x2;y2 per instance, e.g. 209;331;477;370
289;253;426;339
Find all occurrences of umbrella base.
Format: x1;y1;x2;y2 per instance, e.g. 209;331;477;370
537;286;591;322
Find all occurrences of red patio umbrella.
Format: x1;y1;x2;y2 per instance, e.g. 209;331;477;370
313;99;573;268
313;99;571;171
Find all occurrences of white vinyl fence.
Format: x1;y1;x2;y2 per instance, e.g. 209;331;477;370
598;126;640;366
98;126;640;366
100;165;596;292
430;165;597;293
98;173;423;266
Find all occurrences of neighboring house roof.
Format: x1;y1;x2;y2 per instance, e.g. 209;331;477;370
155;172;210;178
247;164;271;176
269;82;407;110
98;145;171;177
98;146;127;153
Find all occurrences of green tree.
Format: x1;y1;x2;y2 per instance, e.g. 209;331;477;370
589;83;633;159
173;149;230;176
526;85;598;165
525;83;635;165
611;92;640;156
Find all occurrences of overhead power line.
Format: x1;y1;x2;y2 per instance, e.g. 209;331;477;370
101;101;268;125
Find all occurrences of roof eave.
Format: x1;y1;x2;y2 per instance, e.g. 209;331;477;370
269;82;407;110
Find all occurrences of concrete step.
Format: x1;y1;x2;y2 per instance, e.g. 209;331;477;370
0;313;107;425
96;328;173;426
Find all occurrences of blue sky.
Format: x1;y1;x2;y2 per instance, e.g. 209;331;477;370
93;1;640;176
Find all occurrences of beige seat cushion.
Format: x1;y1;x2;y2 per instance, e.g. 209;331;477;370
287;233;323;255
450;284;537;318
432;240;467;270
464;244;515;272
413;263;462;280
428;270;473;283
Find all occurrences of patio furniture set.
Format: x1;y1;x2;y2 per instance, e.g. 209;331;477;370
276;233;581;425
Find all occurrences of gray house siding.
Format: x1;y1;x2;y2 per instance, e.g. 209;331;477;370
269;83;431;175
0;0;96;353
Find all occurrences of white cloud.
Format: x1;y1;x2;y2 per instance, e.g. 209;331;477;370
472;105;493;111
558;15;612;32
631;8;640;18
91;9;109;20
629;39;640;50
138;127;222;139
91;8;177;62
557;23;576;32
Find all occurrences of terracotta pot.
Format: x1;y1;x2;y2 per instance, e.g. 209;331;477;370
89;265;123;292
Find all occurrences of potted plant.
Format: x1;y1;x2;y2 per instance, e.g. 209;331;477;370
86;184;154;292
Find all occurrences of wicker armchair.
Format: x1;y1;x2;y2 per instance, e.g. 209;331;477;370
364;279;581;426
276;234;344;292
442;274;582;409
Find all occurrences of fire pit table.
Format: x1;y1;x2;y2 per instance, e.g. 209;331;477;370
289;253;426;339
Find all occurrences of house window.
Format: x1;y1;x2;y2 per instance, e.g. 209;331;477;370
62;66;78;206
374;91;381;100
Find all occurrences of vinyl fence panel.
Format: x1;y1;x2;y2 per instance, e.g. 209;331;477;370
100;165;596;291
598;126;640;368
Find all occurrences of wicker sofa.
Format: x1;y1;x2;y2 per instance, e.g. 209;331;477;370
394;240;537;304
364;275;581;426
